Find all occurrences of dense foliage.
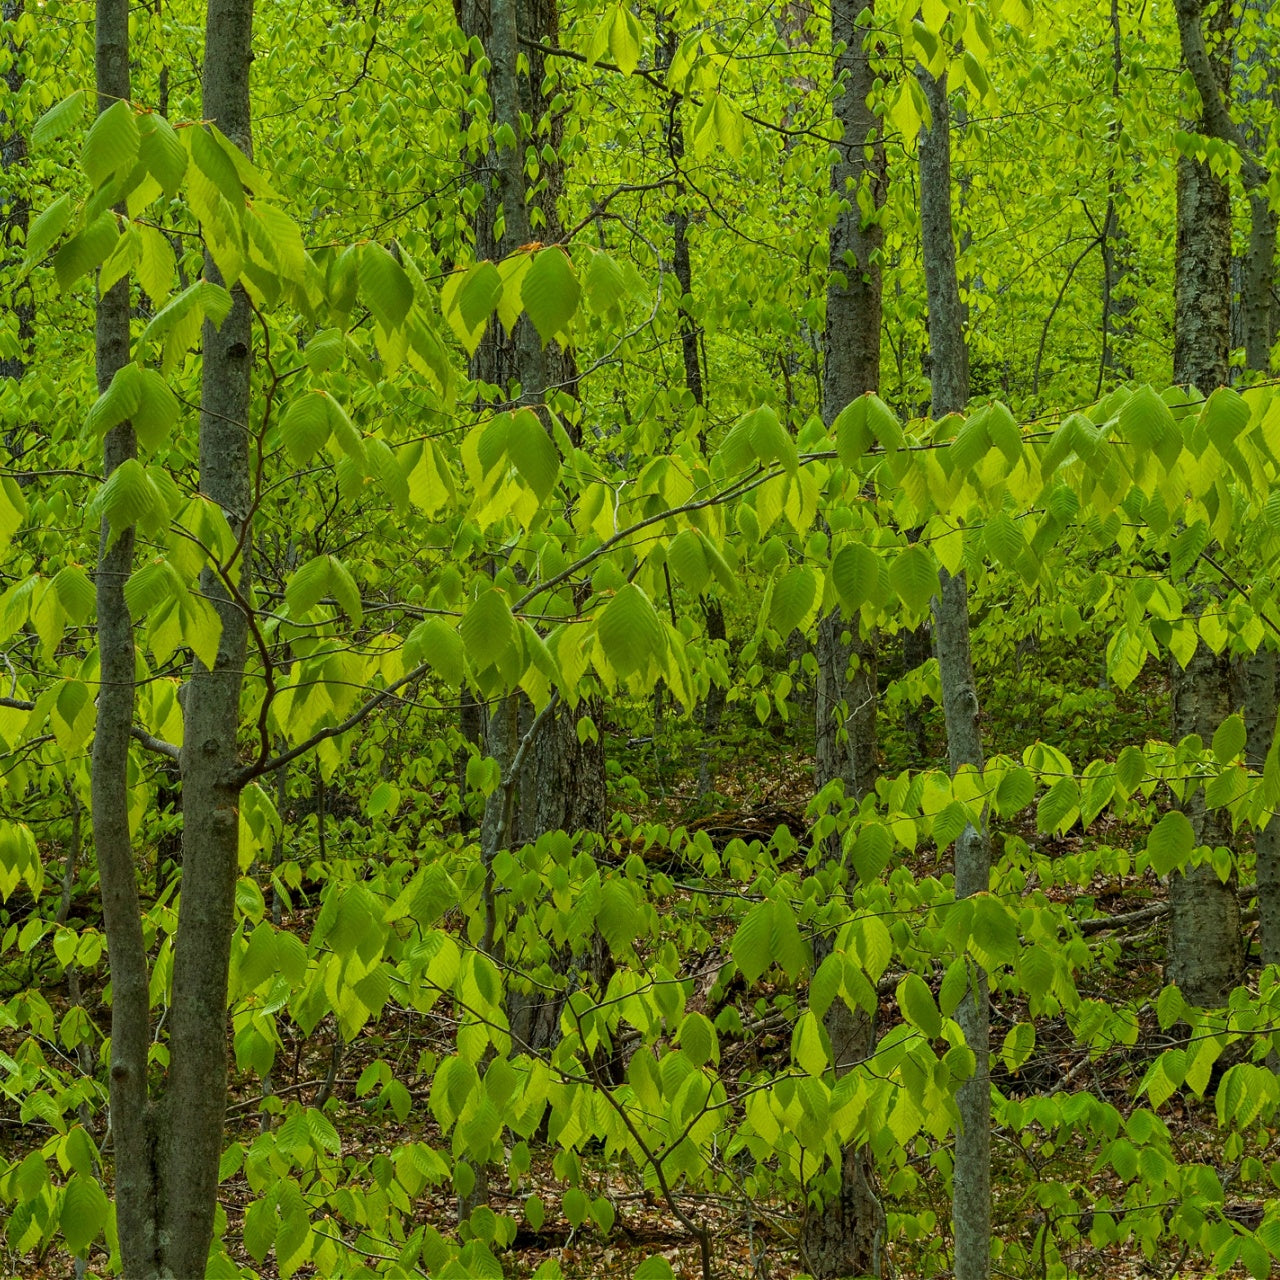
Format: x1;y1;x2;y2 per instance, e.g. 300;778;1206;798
3;0;1280;1276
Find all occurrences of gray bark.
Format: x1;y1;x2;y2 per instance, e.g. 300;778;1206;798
1098;0;1135;392
159;0;255;1272
89;3;160;1272
919;64;990;1280
1243;649;1280;972
1165;0;1243;1011
802;4;886;1275
1167;644;1243;1005
1236;0;1278;375
1;0;34;432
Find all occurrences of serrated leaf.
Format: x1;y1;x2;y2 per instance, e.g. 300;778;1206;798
897;972;942;1039
731;900;773;985
24;194;72;267
583;249;628;315
280;392;333;465
83;99;140;188
136;224;176;304
284;555;330;616
458;260;503;332
507;408;560;503
361;243;414;333
54;214;119;292
596;583;664;680
667;529;710;595
137;112;187;196
769;565;817;635
60;1173;108;1255
326;556;362;624
521;247;580;345
1147;810;1195;875
1211;713;1246;764
889;543;939;615
461;589;518;673
831;542;879;611
405;618;465;687
32;90;87;149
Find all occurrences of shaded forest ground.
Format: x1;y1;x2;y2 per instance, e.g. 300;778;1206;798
1;633;1270;1279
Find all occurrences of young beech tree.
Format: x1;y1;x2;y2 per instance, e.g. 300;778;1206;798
1166;0;1243;1008
918;61;992;1280
802;2;886;1276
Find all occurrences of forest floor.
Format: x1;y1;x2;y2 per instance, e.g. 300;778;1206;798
3;685;1270;1279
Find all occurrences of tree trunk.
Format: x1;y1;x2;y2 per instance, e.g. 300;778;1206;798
88;3;161;1272
1098;0;1135;392
159;0;255;1272
801;3;886;1275
1;0;35;457
918;63;991;1280
1166;644;1243;1004
1166;0;1242;1010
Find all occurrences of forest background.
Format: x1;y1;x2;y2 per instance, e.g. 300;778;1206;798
3;0;1280;1276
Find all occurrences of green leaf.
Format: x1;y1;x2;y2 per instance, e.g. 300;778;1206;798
24;194;72;267
583;249;628;315
285;556;331;616
1146;810;1195;876
82;99;140;188
969;896;1018;969
461;590;518;673
361;243;414;333
831;542;880;612
32;90;87;149
731;900;773;985
1211;713;1246;764
889;544;939;615
91;458;164;547
596;583;665;680
54;214;119;292
666;529;710;595
598;878;640;957
405;618;465;687
834;394;901;465
60;1174;108;1255
137;113;187;196
326;556;363;624
458;260;503;332
507;408;560;503
280;392;333;465
897;972;942;1039
994;766;1034;816
769;565;818;635
521;247;580;345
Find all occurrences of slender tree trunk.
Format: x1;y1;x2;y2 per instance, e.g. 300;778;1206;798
1097;0;1136;393
918;63;990;1280
159;0;255;1271
1242;650;1280;973
1166;0;1243;1009
88;3;163;1273
1;0;35;454
802;4;886;1275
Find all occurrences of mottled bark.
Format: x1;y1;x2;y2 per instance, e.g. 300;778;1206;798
1;0;34;424
1165;0;1243;1011
88;2;160;1271
802;3;886;1275
1167;644;1243;1005
1243;649;1280;973
1098;0;1135;392
919;63;990;1280
159;0;255;1272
